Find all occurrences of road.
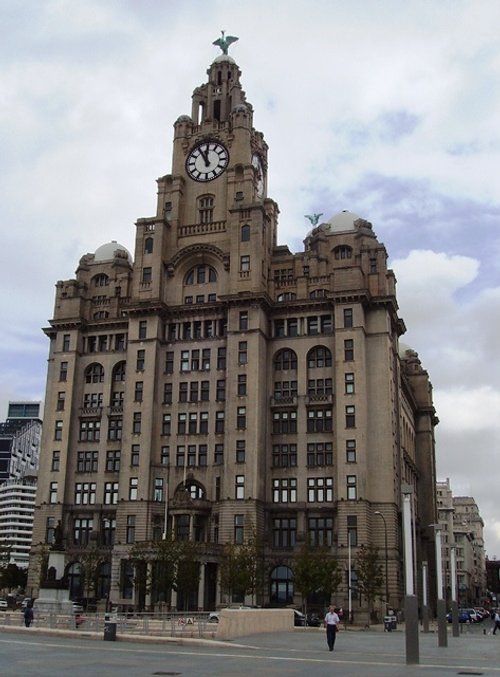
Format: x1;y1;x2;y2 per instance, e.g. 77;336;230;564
1;623;499;677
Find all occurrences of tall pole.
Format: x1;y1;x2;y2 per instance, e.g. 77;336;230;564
348;530;352;623
450;546;459;637
374;511;389;612
434;525;448;647
422;561;430;632
402;485;419;664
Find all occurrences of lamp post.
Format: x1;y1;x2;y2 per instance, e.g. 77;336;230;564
374;511;389;612
402;484;419;664
430;524;448;648
450;545;459;637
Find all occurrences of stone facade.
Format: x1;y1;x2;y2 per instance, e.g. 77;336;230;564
29;47;438;616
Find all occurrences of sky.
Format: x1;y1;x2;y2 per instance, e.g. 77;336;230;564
1;0;500;558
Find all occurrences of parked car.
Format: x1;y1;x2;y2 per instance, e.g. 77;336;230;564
464;608;481;623
306;612;322;627
293;609;307;626
208;611;219;623
0;599;8;611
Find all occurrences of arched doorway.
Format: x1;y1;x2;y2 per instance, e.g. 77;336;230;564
270;565;294;606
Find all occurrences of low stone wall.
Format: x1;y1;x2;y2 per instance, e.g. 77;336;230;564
216;608;293;640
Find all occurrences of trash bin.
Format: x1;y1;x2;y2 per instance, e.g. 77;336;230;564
384;615;397;632
104;614;117;641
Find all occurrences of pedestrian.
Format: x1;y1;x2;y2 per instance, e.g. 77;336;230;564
23;603;34;628
324;605;340;651
493;610;500;635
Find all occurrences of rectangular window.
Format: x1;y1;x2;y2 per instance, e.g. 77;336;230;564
187;444;196;466
163;382;172;404
131;444;140;466
236;440;246;463
108;417;122;440
214;444;224;465
51;450;60;472
154;477;164;502
191;349;200;371
132;412;142;434
346;439;356;463
136;349;145;371
62;334;71;351
234;514;244;544
179;381;188;402
272;410;297;434
321;315;333;334
343;308;353;328
216;379;226;401
189;381;198;402
49;481;58;504
200;380;210;401
199;444;208;466
56;391;65;411
165;351;174;373
274;381;298;400
110;390;123;407
74;517;93;546
142;267;152;282
180;350;189;371
239;311;248;330
83;392;103;408
306;408;333;433
104;482;119;505
347;515;358;546
272;517;296;548
288;317;298;336
126;515;136;544
344;339;354;361
138;320;147;339
238;341;248;364
307;477;334;502
308;516;333;547
79;419;100;442
178;413;187;434
215;411;225;434
345;373;355;394
46;517;56;545
240;255;250;271
235;475;245;500
201;348;211;370
307;316;318;335
236;406;246;429
237;374;247;396
345;405;356;428
59;361;68;381
77;450;98;473
306;442;333;467
160;446;170;465
199;411;209;434
102;516;116;546
347;475;357;500
106;449;121;472
54;420;63;441
134;381;144;402
307;378;332;397
217;347;226;370
129;478;138;501
162;414;171;435
74;482;96;505
176;445;185;467
272;444;297;468
272;478;297;503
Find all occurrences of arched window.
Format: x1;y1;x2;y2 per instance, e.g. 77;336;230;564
184;265;217;285
241;224;250;242
85;363;104;383
334;245;353;260
93;274;109;287
144;237;153;254
112;361;126;382
96;561;111;599
270;565;294;606
309;289;328;299
307;346;332;368
274;349;298;371
277;292;296;302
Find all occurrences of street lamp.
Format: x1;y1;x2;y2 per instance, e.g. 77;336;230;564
374;511;389;612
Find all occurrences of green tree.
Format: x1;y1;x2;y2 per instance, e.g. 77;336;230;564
175;540;200;611
219;541;257;604
150;538;183;607
291;544;342;615
355;544;384;623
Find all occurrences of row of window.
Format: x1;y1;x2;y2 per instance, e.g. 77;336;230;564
55;403;357;442
47;473;357;506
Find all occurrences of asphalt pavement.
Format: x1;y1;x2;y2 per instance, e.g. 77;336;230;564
1;621;500;677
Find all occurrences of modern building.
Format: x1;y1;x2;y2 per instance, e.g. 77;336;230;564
0;402;42;480
436;478;486;607
29;38;438;615
0;477;37;568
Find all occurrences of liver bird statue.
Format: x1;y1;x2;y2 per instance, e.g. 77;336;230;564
305;213;323;226
213;30;239;55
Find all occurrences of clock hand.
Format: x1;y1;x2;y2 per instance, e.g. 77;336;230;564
201;144;211;167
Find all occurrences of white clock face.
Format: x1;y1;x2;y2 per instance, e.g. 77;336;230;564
186;141;229;182
252;153;265;198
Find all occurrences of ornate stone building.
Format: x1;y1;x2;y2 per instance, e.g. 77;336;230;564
29;39;438;614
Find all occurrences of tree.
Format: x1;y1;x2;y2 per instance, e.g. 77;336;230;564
175;540;200;611
291;544;342;615
219;541;256;604
355;544;384;623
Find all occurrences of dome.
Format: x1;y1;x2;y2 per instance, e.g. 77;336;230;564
232;103;248;113
175;114;192;124
326;210;363;233
94;241;133;264
212;54;236;65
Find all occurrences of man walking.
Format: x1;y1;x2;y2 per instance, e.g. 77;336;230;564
493;610;500;635
324;605;340;651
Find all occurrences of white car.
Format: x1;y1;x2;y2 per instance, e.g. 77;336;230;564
0;599;8;611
